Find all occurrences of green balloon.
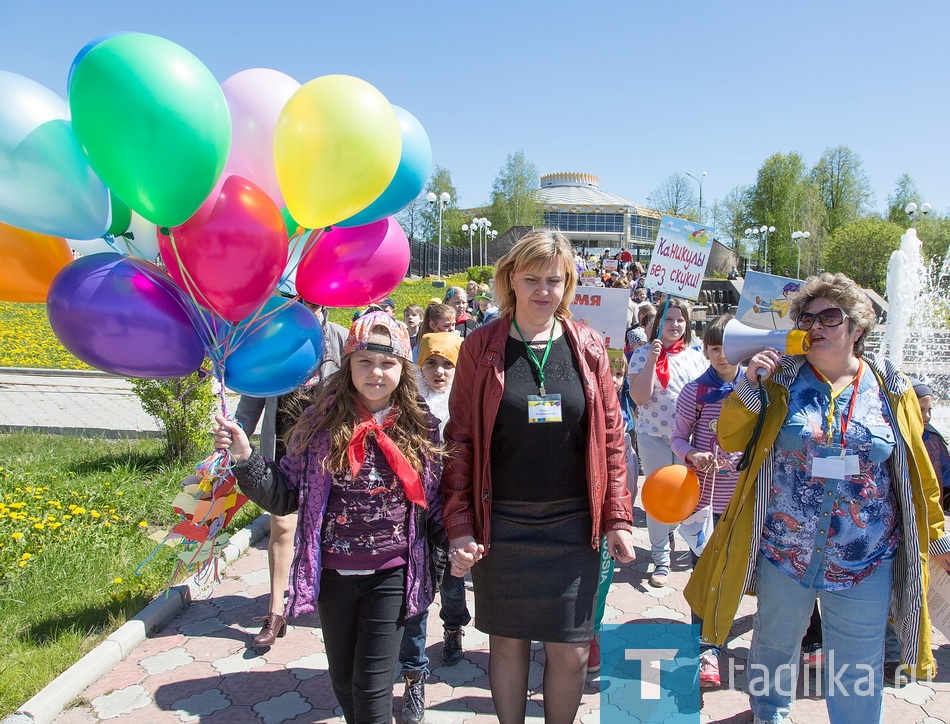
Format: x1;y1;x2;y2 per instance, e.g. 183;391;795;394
280;206;306;238
106;192;132;236
69;33;231;227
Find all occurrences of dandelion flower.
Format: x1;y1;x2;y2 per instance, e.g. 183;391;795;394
113;577;123;584
11;532;23;540
138;521;148;528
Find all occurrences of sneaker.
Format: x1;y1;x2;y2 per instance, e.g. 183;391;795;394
883;660;909;688
801;643;824;671
699;650;721;688
587;635;601;673
649;569;669;588
442;626;464;666
401;670;426;724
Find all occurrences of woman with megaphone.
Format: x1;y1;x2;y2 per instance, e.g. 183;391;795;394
685;272;950;724
628;295;706;588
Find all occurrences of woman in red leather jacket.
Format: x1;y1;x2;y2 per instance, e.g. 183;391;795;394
441;229;636;724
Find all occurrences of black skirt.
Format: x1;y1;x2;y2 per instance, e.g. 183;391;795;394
471;496;599;642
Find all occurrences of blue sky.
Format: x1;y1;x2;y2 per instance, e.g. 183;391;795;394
2;0;948;219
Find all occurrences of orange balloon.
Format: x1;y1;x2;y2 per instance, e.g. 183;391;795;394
641;464;701;524
0;221;74;302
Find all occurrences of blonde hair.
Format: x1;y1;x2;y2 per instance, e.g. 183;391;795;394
493;229;577;320
788;272;876;356
649;297;693;344
285;355;441;473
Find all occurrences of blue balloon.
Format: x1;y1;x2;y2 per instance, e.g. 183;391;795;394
224;297;325;397
46;253;205;378
336;106;432;228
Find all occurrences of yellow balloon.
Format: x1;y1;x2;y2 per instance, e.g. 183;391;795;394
274;75;401;229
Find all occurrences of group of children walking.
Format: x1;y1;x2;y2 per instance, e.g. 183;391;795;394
213;289;950;724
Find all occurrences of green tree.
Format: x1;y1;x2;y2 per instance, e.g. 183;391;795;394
886;173;923;226
488;150;544;232
810;145;873;235
647;173;697;219
822;217;903;291
419;166;465;247
712;185;753;253
748;152;810;275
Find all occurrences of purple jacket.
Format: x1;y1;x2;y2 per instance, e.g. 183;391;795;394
232;402;444;619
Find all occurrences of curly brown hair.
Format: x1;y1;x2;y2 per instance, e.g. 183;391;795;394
283;355;441;474
788;272;875;357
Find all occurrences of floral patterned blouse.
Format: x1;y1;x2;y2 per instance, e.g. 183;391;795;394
762;363;900;590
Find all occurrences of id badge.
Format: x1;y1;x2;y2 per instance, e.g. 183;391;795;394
527;394;562;423
809;445;858;479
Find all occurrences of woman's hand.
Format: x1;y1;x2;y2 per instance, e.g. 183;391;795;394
646;339;662;362
935;551;950;575
745;348;781;387
213;413;251;464
606;529;636;564
448;535;484;577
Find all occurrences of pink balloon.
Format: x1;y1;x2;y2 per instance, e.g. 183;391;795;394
221;69;300;208
295;217;409;307
158;175;288;322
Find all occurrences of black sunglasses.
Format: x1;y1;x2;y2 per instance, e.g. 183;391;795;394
796;307;848;331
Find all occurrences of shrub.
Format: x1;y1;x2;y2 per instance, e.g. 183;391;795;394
466;266;494;284
129;372;216;461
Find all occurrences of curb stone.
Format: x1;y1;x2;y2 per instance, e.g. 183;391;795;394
2;514;272;724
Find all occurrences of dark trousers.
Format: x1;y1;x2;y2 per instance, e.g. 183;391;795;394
318;567;407;724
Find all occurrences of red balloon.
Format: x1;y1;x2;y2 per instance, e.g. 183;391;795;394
641;464;700;524
295;217;409;307
158;175;287;321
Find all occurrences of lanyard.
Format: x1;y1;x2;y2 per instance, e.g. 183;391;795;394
513;319;555;396
810;361;863;447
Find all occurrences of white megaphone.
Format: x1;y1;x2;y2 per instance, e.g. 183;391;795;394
722;319;811;364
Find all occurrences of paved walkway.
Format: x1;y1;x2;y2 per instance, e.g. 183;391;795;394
1;370;949;723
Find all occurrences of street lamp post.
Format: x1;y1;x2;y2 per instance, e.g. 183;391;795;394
462;222;475;267
792;230;811;279
760;225;776;273
473;217;492;265
426;191;451;281
685;171;706;223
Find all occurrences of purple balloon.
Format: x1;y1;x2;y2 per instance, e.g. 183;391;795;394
47;253;205;378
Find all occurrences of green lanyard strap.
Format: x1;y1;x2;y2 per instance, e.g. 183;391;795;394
512;319;555;396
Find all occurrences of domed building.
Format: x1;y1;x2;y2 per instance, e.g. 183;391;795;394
539;172;660;259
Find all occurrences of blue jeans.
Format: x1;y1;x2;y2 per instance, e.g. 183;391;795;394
638;434;677;572
749;553;892;724
399;571;472;674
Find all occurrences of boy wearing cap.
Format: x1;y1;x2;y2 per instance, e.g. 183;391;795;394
913;380;950;513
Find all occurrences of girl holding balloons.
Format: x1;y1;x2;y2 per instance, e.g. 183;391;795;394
214;312;444;724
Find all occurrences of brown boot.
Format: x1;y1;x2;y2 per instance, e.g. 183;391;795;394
252;613;287;649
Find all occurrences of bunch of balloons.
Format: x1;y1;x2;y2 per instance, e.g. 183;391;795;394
1;32;433;568
0;31;433;396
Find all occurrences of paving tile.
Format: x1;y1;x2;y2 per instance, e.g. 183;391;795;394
90;684;151;719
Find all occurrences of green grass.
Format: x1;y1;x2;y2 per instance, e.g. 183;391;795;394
0;433;260;716
0;275;469;370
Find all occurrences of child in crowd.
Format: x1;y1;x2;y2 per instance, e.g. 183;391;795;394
444;286;478;338
914;380;950;512
214;312;444;724
398;331;471;723
413;303;456;362
403;304;424;348
671;314;744;688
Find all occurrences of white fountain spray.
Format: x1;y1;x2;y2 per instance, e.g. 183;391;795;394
880;227;926;367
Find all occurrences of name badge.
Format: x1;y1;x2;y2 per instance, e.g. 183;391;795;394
809;445;858;480
527;394;562;423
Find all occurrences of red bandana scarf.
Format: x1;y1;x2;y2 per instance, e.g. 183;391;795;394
347;407;427;508
654;337;686;390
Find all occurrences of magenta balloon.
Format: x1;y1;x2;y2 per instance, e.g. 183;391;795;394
295;217;409;307
46;253;205;378
158;175;288;322
221;68;299;208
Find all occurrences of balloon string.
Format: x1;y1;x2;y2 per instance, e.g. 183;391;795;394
163;229;222;317
279;227;324;289
222;296;299;358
